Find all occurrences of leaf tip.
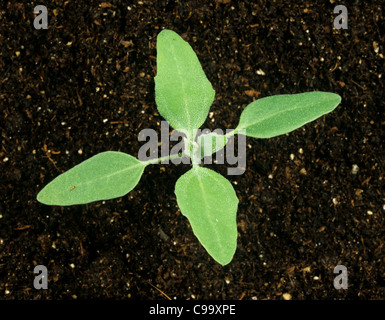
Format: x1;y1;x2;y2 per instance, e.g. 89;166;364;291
36;187;49;205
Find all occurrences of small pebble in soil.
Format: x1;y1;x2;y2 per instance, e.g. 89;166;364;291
282;293;292;300
351;164;359;174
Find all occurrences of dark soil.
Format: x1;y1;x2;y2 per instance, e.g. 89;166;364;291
1;0;384;300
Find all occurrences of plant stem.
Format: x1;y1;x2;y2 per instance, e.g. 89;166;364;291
140;152;185;166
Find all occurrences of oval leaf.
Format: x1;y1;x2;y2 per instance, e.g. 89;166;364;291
175;166;238;265
37;151;146;205
155;29;215;134
236;91;341;138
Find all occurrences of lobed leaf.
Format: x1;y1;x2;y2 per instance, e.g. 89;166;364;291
236;91;341;138
175;166;238;265
154;29;215;135
37;151;146;205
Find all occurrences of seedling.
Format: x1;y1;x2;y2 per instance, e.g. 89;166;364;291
37;30;341;265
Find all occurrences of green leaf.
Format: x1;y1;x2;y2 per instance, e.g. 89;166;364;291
154;29;215;135
37;151;146;206
198;132;228;158
236;91;341;138
175;166;238;265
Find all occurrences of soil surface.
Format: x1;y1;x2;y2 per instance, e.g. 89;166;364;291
1;1;384;300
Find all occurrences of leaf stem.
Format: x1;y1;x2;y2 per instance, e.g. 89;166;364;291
140;152;185;166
